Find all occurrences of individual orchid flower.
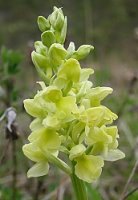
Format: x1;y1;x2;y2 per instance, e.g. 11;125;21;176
23;127;61;177
90;126;125;161
69;144;104;183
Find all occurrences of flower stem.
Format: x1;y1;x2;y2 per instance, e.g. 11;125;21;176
71;173;88;200
43;150;72;175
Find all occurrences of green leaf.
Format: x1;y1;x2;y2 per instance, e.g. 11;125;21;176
1;46;22;75
127;191;138;200
11;88;19;102
86;183;103;200
0;186;22;200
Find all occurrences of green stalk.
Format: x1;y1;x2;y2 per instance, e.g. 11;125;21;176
43;149;72;175
71;162;88;200
71;173;88;200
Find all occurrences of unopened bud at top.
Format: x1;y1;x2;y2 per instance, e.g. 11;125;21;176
49;7;65;31
37;16;50;32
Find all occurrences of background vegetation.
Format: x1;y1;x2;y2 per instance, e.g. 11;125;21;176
0;0;138;199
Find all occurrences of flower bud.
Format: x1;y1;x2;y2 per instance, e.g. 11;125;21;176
49;43;67;68
60;16;67;44
49;7;64;31
31;51;49;70
32;51;52;81
37;16;50;32
54;11;64;31
72;45;94;60
66;42;75;58
41;31;56;47
34;41;48;56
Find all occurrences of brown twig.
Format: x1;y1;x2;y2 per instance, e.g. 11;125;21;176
123;186;138;199
42;177;70;200
119;159;138;200
1;108;19;200
33;180;43;200
0;139;10;165
11;140;17;200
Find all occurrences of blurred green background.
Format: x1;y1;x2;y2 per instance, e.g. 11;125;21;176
0;0;138;200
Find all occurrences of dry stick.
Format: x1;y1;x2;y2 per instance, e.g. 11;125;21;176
119;159;138;200
5;108;18;200
56;186;65;200
56;177;68;200
0;139;10;165
0;174;27;186
11;140;17;200
123;186;138;200
33;180;43;200
117;76;138;200
42;177;70;200
0;108;18;200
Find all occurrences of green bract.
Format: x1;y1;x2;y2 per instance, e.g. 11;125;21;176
23;7;125;183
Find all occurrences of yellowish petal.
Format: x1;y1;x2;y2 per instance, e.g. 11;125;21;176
27;162;49;178
75;155;104;183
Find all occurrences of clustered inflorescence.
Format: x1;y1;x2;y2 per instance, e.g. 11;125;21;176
23;7;125;183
